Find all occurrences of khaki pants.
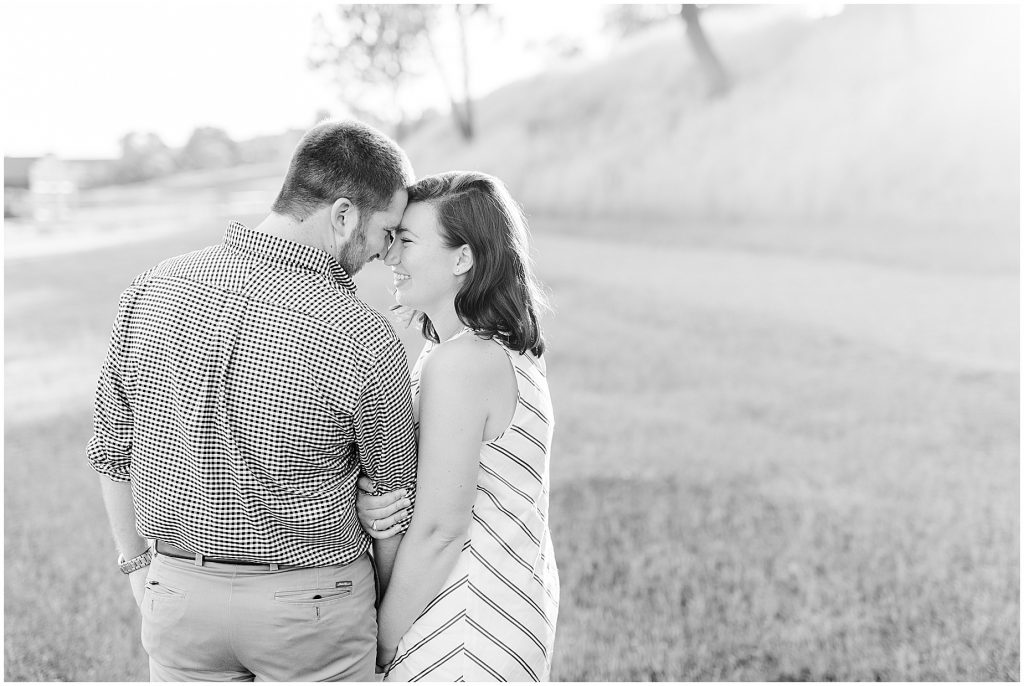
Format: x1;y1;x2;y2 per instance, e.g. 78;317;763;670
141;552;377;681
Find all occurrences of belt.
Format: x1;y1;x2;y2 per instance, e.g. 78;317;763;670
154;540;301;571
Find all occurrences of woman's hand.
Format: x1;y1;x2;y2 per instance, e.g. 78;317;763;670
376;644;398;674
389;304;421;330
356;476;412;540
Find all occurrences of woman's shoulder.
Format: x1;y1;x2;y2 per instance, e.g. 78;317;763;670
421;333;510;387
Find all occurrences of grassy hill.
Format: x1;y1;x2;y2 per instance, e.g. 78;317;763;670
64;6;1018;272
402;5;1019;272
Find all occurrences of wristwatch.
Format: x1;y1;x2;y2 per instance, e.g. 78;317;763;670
117;547;153;574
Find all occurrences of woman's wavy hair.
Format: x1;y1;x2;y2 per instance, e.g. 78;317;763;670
408;171;549;357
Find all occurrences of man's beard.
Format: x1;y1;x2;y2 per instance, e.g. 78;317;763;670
337;217;369;276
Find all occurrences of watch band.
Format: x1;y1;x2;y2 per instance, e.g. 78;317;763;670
117;547;153;574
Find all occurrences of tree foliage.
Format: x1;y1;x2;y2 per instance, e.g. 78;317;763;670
309;4;492;141
179;126;239;170
114;131;176;183
112;126;244;184
309;5;432;138
603;4;678;38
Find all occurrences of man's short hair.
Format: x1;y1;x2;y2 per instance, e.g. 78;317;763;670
271;120;414;220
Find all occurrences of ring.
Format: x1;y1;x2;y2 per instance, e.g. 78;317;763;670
371;520;377;531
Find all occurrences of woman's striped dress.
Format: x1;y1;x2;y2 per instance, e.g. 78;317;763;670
384;334;560;682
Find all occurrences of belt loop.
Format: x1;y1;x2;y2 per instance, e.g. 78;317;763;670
194;553;204;567
269;563;280;571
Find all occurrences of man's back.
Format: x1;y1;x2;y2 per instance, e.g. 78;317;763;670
90;222;417;566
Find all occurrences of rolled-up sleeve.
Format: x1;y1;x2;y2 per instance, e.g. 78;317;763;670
353;337;418;533
86;286;137;482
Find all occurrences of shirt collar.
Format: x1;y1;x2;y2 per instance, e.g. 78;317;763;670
224;221;356;293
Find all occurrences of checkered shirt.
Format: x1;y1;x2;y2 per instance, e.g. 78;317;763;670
88;221;418;567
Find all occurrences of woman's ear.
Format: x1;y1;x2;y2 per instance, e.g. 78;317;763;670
331;197;360;238
453;245;474;276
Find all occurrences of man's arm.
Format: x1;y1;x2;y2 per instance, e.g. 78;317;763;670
353;336;419;534
98;476;149;607
90;283;148;607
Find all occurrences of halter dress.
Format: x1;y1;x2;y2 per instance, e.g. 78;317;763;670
384;333;560;682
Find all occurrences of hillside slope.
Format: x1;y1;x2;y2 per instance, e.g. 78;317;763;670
402;6;1018;270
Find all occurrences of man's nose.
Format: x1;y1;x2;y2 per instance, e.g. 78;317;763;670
383;240;400;265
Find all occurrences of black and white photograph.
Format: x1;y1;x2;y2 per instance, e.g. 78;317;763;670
3;2;1020;682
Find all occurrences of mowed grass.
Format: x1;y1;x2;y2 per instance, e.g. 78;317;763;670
5;221;1019;680
539;273;1018;680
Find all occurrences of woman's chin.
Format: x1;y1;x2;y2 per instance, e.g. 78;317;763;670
393;289;418;309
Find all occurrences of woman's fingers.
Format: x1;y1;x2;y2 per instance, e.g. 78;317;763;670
388;304;421;329
366;511;409;539
356;506;375;531
362;503;409;537
356;483;412;538
356;476;376;493
361;491;410;516
373;497;412;520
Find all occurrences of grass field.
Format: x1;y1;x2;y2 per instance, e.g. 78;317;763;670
4;4;1018;680
4;206;1019;680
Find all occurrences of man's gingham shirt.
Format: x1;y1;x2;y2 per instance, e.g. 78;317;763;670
88;222;418;567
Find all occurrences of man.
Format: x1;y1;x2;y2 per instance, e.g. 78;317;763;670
88;120;418;681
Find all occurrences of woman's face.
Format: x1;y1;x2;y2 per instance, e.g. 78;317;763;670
384;201;464;312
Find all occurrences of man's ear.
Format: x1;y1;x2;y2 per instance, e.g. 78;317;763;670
453;245;474;276
330;198;360;238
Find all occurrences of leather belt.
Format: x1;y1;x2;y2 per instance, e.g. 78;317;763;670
154;540;299;570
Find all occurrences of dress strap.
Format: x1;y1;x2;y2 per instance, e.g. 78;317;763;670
445;326;474;343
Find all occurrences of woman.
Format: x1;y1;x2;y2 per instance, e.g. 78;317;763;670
356;171;559;681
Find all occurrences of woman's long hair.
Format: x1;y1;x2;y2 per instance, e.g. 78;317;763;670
408;171;549;357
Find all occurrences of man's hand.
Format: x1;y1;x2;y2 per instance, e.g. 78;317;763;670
129;566;148;608
97;477;150;609
356;477;411;540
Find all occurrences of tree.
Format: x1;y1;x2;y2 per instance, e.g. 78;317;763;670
423;4;491;141
179;126;239;170
679;4;731;98
603;4;677;38
309;4;492;142
309;5;431;140
115;131;177;183
604;4;733;99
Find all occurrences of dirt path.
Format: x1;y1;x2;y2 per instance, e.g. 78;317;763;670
534;233;1019;373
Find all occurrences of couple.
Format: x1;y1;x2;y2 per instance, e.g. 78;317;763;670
88;120;559;682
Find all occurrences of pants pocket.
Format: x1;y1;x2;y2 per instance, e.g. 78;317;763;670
144;578;189;620
141;572;191;661
274;582;353;605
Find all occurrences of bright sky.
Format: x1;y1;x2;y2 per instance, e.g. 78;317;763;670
1;2;609;159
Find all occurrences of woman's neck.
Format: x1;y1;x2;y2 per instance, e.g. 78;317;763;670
425;301;466;343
